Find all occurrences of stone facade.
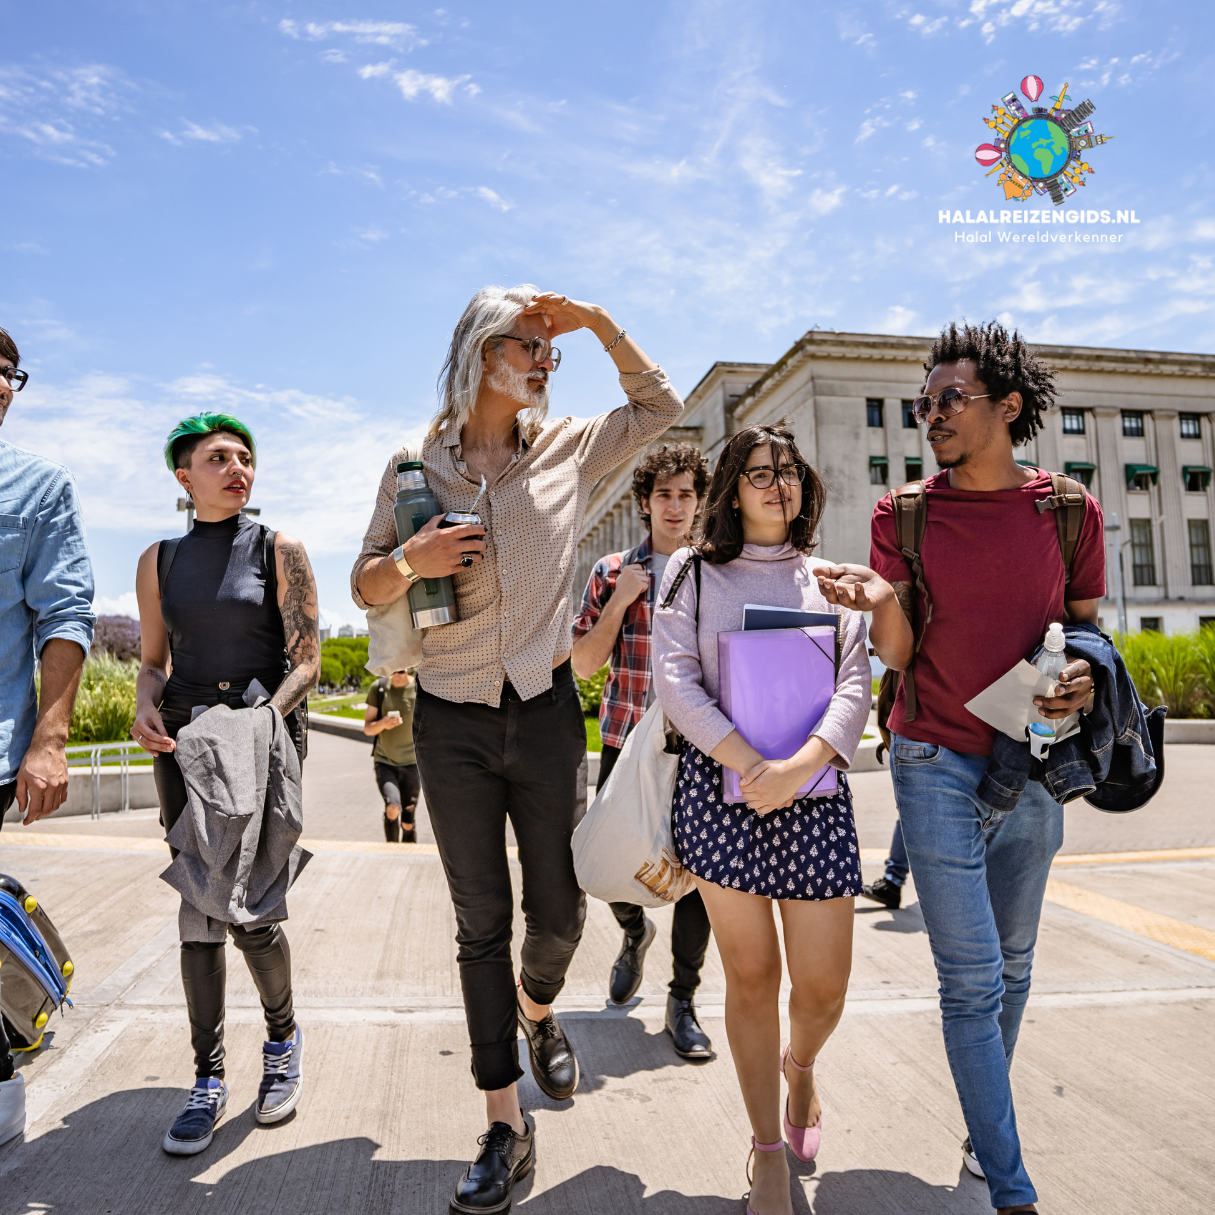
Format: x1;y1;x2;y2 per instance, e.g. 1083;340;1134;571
576;331;1215;635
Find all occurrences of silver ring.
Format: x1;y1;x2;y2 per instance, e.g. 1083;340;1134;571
560;295;568;303
460;554;474;568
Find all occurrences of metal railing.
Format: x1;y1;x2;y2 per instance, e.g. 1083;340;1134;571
64;741;145;820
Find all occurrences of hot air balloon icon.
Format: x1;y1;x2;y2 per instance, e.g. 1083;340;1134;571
974;143;1003;167
1021;75;1044;103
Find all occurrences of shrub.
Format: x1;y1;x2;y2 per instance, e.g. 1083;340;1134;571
1115;630;1212;719
576;664;609;716
68;654;139;743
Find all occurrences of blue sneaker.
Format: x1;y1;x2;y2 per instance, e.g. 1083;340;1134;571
256;1025;304;1124
163;1077;228;1155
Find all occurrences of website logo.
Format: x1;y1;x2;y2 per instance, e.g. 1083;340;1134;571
974;76;1114;208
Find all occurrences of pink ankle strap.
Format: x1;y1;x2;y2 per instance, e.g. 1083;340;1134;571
782;1044;816;1073
751;1135;785;1152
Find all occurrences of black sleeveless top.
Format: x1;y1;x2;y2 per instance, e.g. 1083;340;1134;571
159;514;288;698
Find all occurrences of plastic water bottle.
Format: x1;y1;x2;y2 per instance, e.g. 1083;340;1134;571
1028;622;1067;750
393;461;458;629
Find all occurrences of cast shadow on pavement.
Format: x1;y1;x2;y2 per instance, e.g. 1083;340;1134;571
856;900;927;934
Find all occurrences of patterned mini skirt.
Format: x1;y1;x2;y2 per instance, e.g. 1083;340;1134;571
672;741;862;901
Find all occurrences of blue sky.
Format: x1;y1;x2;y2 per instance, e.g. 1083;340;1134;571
1;0;1209;624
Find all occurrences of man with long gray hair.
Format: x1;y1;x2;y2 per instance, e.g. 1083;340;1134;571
352;286;683;1212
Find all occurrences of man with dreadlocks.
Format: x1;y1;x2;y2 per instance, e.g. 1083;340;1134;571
816;322;1105;1214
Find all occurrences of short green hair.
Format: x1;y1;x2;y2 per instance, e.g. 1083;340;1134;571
164;413;257;472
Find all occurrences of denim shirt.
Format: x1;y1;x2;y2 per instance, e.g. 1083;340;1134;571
0;441;95;782
976;622;1164;818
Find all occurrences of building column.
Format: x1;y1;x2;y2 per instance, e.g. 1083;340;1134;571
1091;406;1127;604
1153;410;1187;599
1035;408;1061;474
882;395;904;487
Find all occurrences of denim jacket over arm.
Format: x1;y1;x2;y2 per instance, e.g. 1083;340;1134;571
975;622;1164;818
0;441;95;782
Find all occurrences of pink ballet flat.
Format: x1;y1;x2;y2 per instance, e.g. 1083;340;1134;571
780;1044;822;1162
746;1135;786;1215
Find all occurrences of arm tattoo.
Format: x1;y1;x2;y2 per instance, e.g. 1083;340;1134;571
892;581;913;620
272;538;321;717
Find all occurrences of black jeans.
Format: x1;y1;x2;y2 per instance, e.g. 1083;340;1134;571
599;743;713;1001
374;762;420;816
0;780;17;1080
413;661;587;1092
154;690;303;1078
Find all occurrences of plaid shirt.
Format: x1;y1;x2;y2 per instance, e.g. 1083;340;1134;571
572;534;655;750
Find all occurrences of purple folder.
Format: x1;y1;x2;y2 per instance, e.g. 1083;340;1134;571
717;627;838;804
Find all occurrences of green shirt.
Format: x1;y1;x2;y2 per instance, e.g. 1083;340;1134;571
367;678;417;766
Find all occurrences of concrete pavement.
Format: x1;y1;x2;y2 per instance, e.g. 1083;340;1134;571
0;733;1212;1213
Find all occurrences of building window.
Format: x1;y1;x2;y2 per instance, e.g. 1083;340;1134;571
1180;413;1202;439
1190;519;1214;586
901;400;917;428
1122;411;1145;437
905;458;923;482
1130;519;1156;586
1184;466;1212;493
866;399;884;428
869;457;888;486
1200;616;1215;631
1061;409;1086;434
1125;463;1158;492
1140;617;1162;633
1065;461;1095;488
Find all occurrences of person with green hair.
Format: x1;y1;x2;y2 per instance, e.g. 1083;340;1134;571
132;411;320;1157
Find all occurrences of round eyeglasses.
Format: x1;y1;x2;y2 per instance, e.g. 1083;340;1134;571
739;463;806;490
0;368;28;392
910;387;991;423
492;335;562;371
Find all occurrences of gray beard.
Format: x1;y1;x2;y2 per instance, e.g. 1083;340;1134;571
487;364;548;411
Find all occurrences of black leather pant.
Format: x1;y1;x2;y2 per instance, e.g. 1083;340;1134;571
599;743;713;1001
155;686;304;1078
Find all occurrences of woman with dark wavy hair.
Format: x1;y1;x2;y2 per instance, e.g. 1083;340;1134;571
652;425;870;1215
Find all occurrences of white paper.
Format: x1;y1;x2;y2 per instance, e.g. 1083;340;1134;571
964;660;1081;744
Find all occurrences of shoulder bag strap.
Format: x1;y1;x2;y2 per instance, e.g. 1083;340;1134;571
890;481;929;722
157;537;184;599
1037;472;1088;584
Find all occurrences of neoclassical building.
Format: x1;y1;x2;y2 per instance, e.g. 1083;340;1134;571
576;331;1215;635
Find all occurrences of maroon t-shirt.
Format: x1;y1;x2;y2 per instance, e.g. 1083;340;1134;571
871;470;1106;756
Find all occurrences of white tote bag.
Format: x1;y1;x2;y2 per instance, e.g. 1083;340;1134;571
364;596;423;677
571;702;694;908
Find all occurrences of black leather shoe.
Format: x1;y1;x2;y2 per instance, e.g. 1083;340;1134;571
516;997;579;1100
609;917;656;1005
862;877;902;909
665;995;712;1059
450;1116;534;1213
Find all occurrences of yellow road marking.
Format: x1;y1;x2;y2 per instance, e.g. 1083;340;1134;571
1051;846;1215;866
1045;878;1215;963
0;833;509;857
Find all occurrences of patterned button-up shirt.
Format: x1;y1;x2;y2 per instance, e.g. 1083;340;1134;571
351;369;684;706
571;534;657;750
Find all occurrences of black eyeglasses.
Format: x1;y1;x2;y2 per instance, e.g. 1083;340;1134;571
740;463;806;490
0;368;28;392
910;387;991;423
492;335;562;370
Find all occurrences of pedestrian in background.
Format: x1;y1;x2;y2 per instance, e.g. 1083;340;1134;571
572;442;714;1059
363;668;420;842
352;285;684;1214
653;426;870;1215
0;325;96;1149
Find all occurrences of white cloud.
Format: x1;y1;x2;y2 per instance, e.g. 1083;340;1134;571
359;62;393;79
394;70;471;104
94;592;139;619
279;19;423;49
967;0;1113;42
0;64;128;167
161;120;244;146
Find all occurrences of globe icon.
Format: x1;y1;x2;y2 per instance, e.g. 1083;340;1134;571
1008;117;1070;180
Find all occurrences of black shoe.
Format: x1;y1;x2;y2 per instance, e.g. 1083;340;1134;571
516;996;579;1101
862;877;902;909
450;1116;534;1213
383;814;400;843
664;995;712;1059
609;917;656;1005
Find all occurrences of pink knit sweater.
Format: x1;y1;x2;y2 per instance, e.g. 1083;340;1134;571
652;543;871;770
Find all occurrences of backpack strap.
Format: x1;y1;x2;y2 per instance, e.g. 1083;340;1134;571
1036;472;1088;584
262;526;279;605
889;481;930;722
156;537;184;598
659;551;702;625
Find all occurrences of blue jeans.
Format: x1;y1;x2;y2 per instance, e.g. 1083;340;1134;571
891;734;1063;1210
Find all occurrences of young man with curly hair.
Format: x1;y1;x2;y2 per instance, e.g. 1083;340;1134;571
572;442;715;1059
817;322;1106;1214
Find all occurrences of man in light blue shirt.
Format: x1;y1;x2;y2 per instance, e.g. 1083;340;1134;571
0;324;95;1145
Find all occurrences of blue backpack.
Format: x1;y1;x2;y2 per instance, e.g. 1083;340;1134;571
0;873;74;1052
